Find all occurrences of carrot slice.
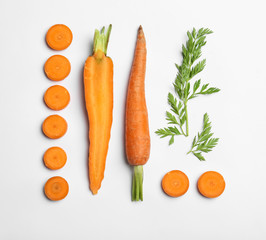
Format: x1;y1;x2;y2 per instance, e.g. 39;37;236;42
44;55;71;81
162;170;189;197
43;147;67;170
197;171;225;198
46;24;73;50
44;85;70;110
42;115;67;139
44;176;69;201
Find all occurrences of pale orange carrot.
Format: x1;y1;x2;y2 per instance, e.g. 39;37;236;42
162;170;189;197
197;171;225;198
83;25;113;195
46;24;73;50
43;147;67;170
44;85;70;110
44;176;69;201
44;55;71;81
42;114;67;139
125;26;150;201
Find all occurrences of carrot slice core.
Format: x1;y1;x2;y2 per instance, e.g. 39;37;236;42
44;176;69;201
43;147;67;170
162;170;189;197
197;171;225;198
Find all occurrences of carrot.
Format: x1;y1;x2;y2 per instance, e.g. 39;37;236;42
83;25;113;195
197;171;225;198
44;55;71;81
125;26;150;201
162;170;189;197
46;24;73;50
44;85;70;110
44;176;69;201
43;147;67;170
42;114;67;139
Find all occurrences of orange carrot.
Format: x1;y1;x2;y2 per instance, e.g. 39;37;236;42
83;25;113;195
125;26;150;201
197;171;225;198
43;147;67;170
42;114;67;139
46;24;73;50
44;176;69;201
44;85;70;110
162;170;189;197
44;55;71;81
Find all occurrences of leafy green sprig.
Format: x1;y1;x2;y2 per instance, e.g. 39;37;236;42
156;28;220;145
187;113;219;161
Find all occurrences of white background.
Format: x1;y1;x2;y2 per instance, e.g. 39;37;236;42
0;0;265;239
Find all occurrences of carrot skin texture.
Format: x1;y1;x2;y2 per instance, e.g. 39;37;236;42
84;26;113;195
126;26;150;166
125;26;150;201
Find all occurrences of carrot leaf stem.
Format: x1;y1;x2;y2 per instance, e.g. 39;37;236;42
132;165;143;201
184;101;189;136
93;24;112;55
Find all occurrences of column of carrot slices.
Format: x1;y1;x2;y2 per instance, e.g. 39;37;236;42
42;24;72;201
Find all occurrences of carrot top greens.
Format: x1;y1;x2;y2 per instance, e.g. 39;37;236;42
156;28;220;161
187;113;219;161
93;24;112;55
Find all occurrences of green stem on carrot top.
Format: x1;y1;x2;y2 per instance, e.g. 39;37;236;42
93;24;112;55
132;165;143;201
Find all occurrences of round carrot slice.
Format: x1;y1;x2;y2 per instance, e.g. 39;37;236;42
162;170;189;197
197;171;225;198
46;24;73;50
44;176;69;201
42;115;67;139
43;147;67;170
44;85;70;110
44;55;71;81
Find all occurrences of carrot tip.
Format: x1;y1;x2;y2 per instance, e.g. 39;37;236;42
137;25;145;41
138;25;144;34
90;185;99;195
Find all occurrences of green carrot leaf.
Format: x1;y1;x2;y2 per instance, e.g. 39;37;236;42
187;113;219;160
193;152;206;161
169;135;175;145
156;27;219;144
